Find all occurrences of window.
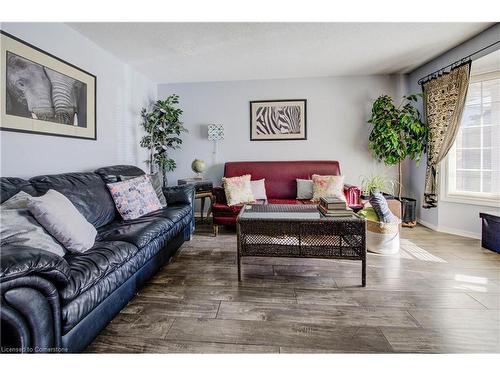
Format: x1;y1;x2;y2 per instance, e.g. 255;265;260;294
443;68;500;206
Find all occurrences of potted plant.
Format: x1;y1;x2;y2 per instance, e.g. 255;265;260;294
140;94;187;186
367;94;428;226
360;174;398;199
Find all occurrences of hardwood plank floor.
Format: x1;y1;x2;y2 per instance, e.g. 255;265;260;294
381;327;500;353
294;288;486;309
166;318;393;352
89;335;280;354
86;222;500;353
217;301;419;327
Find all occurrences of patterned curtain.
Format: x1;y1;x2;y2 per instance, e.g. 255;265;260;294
422;62;471;208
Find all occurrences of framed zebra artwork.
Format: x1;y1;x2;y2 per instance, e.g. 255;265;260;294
250;99;307;141
1;30;97;140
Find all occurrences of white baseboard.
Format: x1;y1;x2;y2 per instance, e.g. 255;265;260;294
417;219;439;231
417;219;481;239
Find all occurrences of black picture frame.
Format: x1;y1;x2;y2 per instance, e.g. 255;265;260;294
1;30;97;140
249;99;307;141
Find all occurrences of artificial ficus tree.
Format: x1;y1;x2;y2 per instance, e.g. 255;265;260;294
140;94;187;186
367;94;428;198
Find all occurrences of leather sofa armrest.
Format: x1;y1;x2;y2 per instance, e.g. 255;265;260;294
1;275;63;353
163;185;195;237
0;246;71;286
212;186;227;205
343;184;362;208
163;185;195;206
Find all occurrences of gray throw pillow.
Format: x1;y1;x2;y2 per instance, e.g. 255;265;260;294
120;173;167;207
1;190;31;209
27;189;97;253
296;179;313;200
369;191;400;224
1;192;66;257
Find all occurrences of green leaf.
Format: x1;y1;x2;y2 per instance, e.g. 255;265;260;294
366;93;428;178
140;94;185;174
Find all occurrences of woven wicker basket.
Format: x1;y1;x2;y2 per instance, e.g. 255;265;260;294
366;219;399;234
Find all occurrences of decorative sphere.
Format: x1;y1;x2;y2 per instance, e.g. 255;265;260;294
191;159;206;174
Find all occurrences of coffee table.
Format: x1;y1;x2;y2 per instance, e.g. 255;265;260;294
236;204;367;286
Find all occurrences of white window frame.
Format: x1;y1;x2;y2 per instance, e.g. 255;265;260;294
441;70;500;208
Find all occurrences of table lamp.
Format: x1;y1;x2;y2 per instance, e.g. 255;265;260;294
208;124;224;161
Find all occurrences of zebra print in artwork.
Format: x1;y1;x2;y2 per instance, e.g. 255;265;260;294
255;105;301;135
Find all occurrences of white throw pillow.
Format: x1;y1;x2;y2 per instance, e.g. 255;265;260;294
27;189;97;253
296;179;313;200
250;179;267;200
1;191;66;257
1;190;31;209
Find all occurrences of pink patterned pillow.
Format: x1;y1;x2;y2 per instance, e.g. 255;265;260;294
311;174;345;202
222;174;255;206
107;175;162;220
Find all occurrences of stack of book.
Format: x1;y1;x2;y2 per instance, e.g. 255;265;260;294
318;197;353;217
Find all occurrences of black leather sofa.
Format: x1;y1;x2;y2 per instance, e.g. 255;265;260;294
0;165;195;353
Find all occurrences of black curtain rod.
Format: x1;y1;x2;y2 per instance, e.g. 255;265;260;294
418;39;500;86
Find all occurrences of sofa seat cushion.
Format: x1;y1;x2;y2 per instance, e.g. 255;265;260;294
144;204;191;224
212;200;267;216
96;216;173;248
61;233;176;334
0;245;71;286
211;202;243;216
61;241;139;302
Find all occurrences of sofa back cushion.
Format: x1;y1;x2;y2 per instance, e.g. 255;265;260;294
30;172;116;228
224;161;341;199
94;165;145;183
0;177;38;203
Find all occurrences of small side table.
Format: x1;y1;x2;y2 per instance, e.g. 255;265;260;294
178;178;214;220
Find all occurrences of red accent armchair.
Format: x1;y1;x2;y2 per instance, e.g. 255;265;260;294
211;161;361;235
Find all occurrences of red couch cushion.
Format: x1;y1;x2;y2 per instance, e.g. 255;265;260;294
211;203;243;215
224;161;341;199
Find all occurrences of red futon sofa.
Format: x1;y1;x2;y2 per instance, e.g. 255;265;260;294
211;160;361;234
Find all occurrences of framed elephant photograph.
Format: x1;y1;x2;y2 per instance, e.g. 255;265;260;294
1;31;96;140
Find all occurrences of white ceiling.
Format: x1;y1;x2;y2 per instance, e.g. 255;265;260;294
68;22;493;83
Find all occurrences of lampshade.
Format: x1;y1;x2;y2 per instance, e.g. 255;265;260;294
208;124;224;141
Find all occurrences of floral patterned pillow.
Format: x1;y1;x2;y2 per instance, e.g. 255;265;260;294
311;174;345;202
223;174;255;206
107;175;162;220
